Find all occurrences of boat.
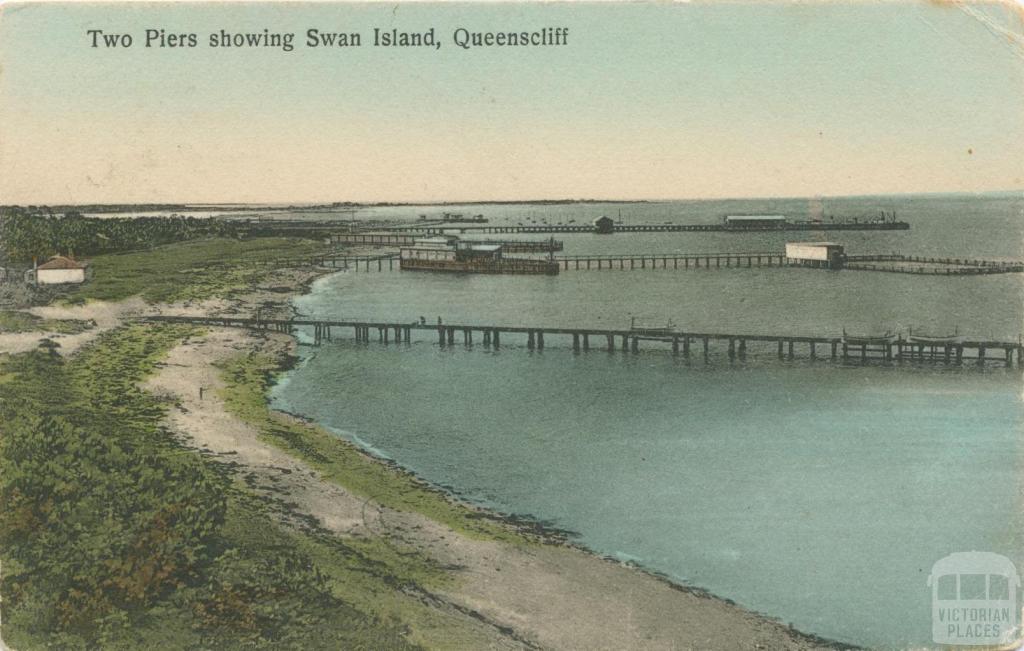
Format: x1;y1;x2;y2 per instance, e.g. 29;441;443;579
907;327;963;345
841;328;898;345
399;237;558;275
630;317;677;336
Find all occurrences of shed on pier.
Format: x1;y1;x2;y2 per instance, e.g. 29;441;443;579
785;242;845;269
593;216;615;234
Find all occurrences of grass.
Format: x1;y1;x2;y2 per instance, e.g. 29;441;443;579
216;350;548;547
67;237;329;304
0;325;445;649
0;324;526;650
0;309;94;334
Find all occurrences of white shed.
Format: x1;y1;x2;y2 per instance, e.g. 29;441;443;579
785;242;845;269
36;256;88;284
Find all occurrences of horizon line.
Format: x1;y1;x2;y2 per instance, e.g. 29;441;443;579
4;188;1023;209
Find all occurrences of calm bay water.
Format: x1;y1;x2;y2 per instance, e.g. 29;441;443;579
270;194;1023;649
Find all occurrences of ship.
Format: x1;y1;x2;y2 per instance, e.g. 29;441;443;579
907;327;963;345
841;328;898;345
629;317;677;336
399;236;559;275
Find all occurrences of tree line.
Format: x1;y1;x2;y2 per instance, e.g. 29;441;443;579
0;207;243;263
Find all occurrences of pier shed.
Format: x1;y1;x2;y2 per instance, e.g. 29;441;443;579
786;242;845;269
593;216;615;234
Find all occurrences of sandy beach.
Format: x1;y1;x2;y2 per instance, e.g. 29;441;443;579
1;265;849;650
129;268;844;651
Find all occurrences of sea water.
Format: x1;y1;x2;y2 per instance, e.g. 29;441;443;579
270;194;1023;649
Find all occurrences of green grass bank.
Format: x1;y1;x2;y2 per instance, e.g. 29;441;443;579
0;324;508;650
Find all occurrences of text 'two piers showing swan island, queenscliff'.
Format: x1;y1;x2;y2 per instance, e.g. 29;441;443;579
86;27;571;52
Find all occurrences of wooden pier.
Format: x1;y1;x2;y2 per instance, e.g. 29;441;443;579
329;232;564;252
140;315;1023;368
554;252;785;270
384;221;910;235
257;250;1023;276
238;219;910;236
843;254;1024;275
248;252;400;271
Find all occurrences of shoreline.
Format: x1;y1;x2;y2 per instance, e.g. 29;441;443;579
1;258;857;649
244;264;858;650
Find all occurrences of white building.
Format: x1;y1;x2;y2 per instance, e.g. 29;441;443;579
785;242;845;269
35;256;88;284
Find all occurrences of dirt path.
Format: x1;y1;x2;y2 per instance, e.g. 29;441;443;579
145;328;839;651
0;296;229;356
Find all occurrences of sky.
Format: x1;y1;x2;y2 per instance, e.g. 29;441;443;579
1;1;1023;204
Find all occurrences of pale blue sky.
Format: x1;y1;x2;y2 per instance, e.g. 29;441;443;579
1;1;1022;203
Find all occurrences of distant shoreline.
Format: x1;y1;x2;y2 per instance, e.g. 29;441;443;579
4;189;1021;215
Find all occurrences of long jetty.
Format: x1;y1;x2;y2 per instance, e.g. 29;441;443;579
843;254;1024;275
385;221;910;235
240;219;909;236
253;251;1022;275
329;232;564;252
554;252;785;270
142;315;1023;367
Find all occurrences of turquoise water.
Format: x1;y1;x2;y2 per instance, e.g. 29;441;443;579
270;195;1023;649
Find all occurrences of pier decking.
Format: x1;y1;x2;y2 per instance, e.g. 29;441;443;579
141;315;1023;368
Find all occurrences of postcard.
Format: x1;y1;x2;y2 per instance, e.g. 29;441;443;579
1;1;1022;649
